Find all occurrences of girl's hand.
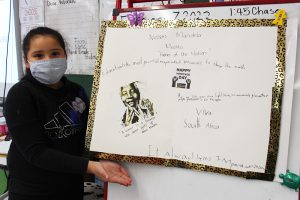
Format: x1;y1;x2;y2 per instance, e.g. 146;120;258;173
87;160;132;186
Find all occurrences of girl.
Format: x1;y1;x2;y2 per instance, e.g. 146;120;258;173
4;27;131;200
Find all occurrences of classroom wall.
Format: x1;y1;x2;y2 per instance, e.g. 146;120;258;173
13;1;300;200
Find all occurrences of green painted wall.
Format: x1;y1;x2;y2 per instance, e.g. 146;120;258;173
0;169;7;195
66;74;93;98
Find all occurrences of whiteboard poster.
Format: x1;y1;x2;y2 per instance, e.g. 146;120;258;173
86;19;286;181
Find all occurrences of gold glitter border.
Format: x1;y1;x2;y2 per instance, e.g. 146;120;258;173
85;19;286;181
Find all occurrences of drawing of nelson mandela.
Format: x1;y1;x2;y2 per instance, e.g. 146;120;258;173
120;82;154;126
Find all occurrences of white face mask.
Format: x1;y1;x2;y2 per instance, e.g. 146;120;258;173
29;58;67;85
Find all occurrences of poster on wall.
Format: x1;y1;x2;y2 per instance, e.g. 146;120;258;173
19;0;45;39
45;0;99;75
86;19;286;181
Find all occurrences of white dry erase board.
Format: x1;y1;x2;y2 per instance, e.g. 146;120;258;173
91;1;300;200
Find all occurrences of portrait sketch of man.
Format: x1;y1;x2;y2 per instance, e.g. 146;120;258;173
120;82;154;126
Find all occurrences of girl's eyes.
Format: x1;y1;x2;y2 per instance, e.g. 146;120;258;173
32;51;61;59
51;51;60;56
33;54;44;58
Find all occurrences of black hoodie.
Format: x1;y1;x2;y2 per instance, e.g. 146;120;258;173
4;72;89;198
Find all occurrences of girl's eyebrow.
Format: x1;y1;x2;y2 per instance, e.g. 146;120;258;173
31;50;43;54
31;48;62;54
50;48;63;51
